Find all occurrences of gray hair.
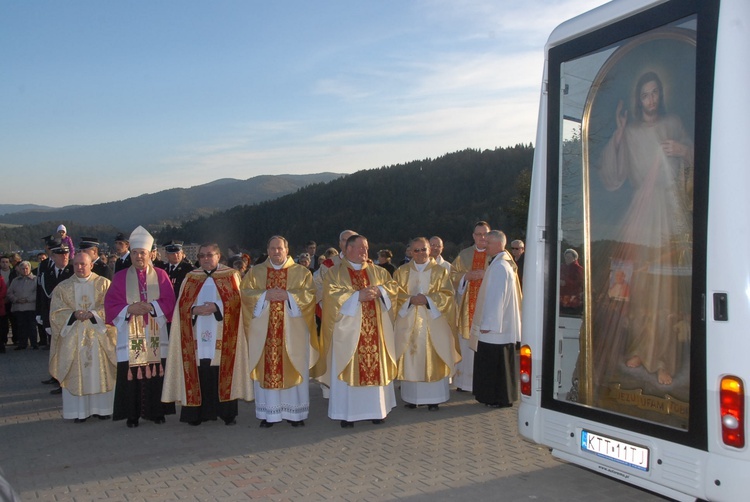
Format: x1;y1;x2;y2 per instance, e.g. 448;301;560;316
564;248;578;260
486;230;507;247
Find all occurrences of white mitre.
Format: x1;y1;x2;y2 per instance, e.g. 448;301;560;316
129;225;154;251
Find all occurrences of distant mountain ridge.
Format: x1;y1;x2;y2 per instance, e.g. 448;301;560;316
0;173;343;230
0;204;58;215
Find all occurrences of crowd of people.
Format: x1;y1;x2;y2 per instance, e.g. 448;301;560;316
0;221;525;429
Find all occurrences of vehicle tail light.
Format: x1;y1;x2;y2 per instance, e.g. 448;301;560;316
520;345;532;396
720;376;744;448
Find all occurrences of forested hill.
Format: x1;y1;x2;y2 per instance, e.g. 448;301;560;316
157;145;533;259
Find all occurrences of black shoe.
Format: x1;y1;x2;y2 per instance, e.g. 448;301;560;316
259;419;274;428
340;420;354;428
32;345;39;350
127;419;139;428
153;417;166;424
224;418;237;426
404;403;417;409
428;404;440;411
188;420;202;426
43;345;50;350
96;415;111;420
455;387;467;392
287;420;305;427
14;346;27;351
42;378;57;385
73;418;87;424
50;387;62;395
371;419;385;424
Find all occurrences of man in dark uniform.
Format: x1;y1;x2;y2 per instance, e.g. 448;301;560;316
32;239;55;348
151;243;167;270
32;236;58;347
160;240;194;298
37;239;74;393
78;237;113;280
113;232;131;274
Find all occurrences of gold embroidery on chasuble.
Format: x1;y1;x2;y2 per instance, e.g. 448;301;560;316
178;275;206;406
467;251;486;331
262;268;287;389
348;268;382;386
215;273;241;402
177;270;242;406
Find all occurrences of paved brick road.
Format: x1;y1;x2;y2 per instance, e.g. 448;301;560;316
0;346;668;501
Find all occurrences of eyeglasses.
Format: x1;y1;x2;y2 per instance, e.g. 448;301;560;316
412;247;428;253
197;253;217;259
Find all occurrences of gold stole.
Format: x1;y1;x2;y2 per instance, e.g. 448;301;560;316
467;250;486;331
177;270;242;406
344;268;383;385
125;267;161;375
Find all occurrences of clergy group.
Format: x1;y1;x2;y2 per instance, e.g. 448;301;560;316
43;222;522;428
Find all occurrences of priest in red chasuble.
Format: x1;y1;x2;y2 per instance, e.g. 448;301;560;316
394;237;460;411
104;226;175;428
162;243;253;426
321;234;399;428
241;236;317;428
450;221;492;393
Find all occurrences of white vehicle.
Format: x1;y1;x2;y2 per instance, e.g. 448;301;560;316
517;0;749;500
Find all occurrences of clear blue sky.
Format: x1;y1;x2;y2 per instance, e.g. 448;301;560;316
1;0;606;207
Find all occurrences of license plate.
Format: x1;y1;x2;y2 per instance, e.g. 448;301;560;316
580;429;649;472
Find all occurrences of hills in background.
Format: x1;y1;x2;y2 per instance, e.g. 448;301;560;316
157;145;533;259
0;146;533;259
0;173;342;230
0;204;58;216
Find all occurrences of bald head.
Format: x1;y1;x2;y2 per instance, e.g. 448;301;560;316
73;252;93;279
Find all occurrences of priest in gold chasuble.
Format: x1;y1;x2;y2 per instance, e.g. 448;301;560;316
50;253;117;422
162;243;253;426
322;234;399;427
450;221;492;393
241;236;317;427
104;226;176;428
394;237;460;411
310;229;357;384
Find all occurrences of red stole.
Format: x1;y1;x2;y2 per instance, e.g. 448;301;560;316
178;270;241;406
347;267;382;385
467;250;487;331
262;268;287;389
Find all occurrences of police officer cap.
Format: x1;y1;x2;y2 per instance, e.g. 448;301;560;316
79;237;100;250
164;240;184;253
49;239;70;254
114;232;129;243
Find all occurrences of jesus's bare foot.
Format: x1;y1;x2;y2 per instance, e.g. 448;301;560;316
657;368;673;385
626;355;642;368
